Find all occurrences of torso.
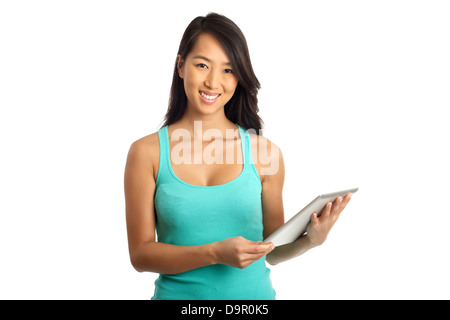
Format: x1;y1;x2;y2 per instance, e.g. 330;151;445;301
150;123;276;300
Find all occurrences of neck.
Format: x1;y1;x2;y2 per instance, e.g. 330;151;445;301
177;105;237;139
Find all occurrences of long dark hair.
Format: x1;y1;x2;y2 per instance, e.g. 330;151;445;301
161;13;263;134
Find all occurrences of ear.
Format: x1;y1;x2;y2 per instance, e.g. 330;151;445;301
176;54;184;79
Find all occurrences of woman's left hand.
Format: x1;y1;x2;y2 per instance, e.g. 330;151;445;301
305;193;352;247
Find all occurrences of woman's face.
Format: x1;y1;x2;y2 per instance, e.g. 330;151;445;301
178;33;238;117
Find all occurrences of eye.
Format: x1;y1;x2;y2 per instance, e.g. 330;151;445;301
196;63;208;69
224;69;233;74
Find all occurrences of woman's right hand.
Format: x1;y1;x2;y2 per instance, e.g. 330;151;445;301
213;236;275;269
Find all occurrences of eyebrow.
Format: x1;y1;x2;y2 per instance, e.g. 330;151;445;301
192;55;231;66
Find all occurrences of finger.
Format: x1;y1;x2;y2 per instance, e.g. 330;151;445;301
322;201;332;217
311;212;319;224
245;248;274;261
337;193;352;213
241;250;273;267
331;196;343;215
343;193;352;206
249;242;274;254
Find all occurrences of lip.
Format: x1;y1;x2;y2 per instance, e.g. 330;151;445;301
199;90;221;104
200;90;220;96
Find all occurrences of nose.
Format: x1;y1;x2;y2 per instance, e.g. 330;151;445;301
205;70;220;89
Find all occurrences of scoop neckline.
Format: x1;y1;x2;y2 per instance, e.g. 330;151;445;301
165;124;246;189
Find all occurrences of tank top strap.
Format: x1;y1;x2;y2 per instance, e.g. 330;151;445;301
237;124;260;181
237;125;248;168
155;125;171;186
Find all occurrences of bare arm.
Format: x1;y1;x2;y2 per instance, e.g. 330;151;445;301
124;137;273;275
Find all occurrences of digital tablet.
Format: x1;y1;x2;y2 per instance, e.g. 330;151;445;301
263;187;359;247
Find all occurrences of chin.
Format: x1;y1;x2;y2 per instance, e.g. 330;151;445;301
197;105;224;116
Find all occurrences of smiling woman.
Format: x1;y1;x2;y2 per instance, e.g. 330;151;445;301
125;13;279;300
124;12;352;300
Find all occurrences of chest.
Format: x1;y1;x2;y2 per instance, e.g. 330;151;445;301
169;137;245;187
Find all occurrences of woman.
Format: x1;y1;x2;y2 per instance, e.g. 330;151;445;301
124;13;352;300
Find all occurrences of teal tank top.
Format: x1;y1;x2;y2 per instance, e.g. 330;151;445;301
151;125;276;300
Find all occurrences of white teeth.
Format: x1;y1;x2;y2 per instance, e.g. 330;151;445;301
200;92;219;100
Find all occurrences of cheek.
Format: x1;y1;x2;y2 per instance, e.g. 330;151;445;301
225;80;238;97
183;70;200;95
183;64;200;82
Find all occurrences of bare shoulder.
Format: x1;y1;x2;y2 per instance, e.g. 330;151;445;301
126;132;160;181
247;132;284;183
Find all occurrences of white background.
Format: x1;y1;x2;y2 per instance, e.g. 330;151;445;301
1;0;449;299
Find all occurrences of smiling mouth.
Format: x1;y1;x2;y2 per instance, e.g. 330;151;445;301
199;91;221;103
